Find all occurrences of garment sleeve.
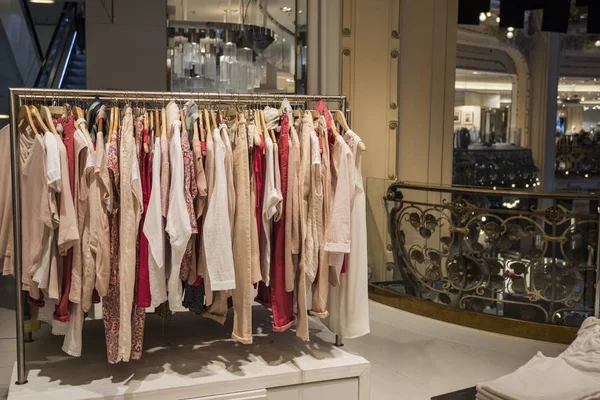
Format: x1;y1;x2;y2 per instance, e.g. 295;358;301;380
44;132;62;192
324;138;355;254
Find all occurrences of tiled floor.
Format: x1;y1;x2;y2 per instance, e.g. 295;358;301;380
0;301;568;399
0;308;16;399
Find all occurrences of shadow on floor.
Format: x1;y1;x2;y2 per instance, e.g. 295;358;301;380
22;307;345;397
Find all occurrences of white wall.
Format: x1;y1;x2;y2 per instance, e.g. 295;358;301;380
583;109;600;131
454;105;481;131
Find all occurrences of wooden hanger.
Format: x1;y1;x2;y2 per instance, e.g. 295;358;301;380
209;109;218;130
179;108;185;130
98;117;104;140
41;105;58;135
49;105;65;118
154;109;160;138
161;107;167;140
144;111;150;153
198;113;206;154
204;109;213;141
334;110;366;151
30;105;49;133
108;107;114;143
18;105;39;135
193;115;200;142
311;109;320;119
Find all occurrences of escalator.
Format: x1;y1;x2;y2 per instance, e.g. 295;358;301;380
34;2;85;89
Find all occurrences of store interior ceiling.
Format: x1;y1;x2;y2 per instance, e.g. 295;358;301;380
166;0;297;32
455;69;600;105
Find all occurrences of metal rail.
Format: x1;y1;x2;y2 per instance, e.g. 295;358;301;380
8;88;347;385
389;181;600;201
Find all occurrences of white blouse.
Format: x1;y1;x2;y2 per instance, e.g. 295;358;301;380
144;137;167;307
166;115;192;311
260;137;282;286
203;128;236;290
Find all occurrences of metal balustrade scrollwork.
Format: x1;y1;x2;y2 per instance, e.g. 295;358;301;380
453;147;538;188
555;144;600;178
381;183;599;328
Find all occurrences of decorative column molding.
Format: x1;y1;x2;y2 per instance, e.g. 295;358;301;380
528;13;560;192
396;0;457;186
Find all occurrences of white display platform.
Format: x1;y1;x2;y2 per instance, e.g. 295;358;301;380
8;306;370;400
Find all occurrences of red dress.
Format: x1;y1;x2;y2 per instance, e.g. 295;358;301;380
54;114;75;322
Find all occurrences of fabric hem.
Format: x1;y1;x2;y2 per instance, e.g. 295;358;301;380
202;312;227;325
232;332;253;345
272;319;294;332
324;242;351;253
62;347;81;357
309;310;329;318
210;280;236;291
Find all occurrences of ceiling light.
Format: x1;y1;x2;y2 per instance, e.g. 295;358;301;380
281;6;292;13
507;31;514;39
30;0;55;3
508;27;515;32
496;17;500;23
596;40;600;47
0;114;9;119
585;173;589;178
472;71;480;75
486;12;492;17
479;12;487;22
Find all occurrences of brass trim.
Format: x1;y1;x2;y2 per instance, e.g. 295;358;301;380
343;28;351;36
342;48;351;56
390;181;600;200
368;284;578;344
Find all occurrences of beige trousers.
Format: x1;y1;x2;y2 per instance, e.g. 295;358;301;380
231;116;254;344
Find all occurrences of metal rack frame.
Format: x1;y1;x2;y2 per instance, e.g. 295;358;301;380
8;88;348;385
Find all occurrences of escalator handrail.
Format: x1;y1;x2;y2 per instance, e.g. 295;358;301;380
34;3;77;88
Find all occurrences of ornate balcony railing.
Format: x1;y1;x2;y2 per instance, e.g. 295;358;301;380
380;182;599;333
453;147;538;188
555;144;600;178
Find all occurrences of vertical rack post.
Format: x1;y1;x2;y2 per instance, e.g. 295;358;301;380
9;89;27;385
595;212;600;319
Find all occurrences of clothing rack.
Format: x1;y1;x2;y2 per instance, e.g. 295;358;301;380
8;88;348;385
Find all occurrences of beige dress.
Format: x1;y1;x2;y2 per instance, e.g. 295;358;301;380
118;108;143;361
0;125;14;276
20;131;53;292
311;117;332;318
284;124;300;292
